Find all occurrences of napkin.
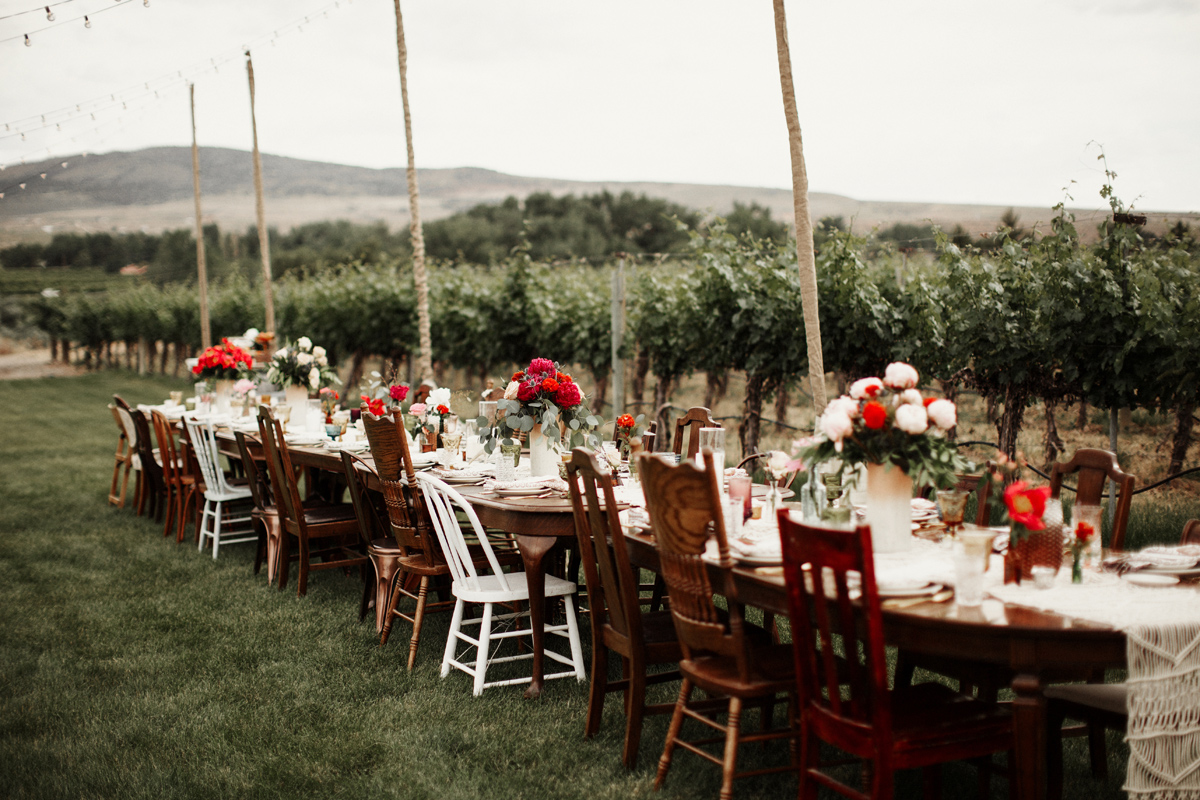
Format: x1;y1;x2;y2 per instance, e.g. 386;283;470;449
486;475;567;493
1104;545;1200;574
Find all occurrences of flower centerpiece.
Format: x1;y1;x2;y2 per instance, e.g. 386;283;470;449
388;383;410;409
613;413;647;459
318;387;340;422
232;378;256;417
192;339;254;412
1069;517;1096;584
797;362;972;552
266;336;339;410
481;358;603;477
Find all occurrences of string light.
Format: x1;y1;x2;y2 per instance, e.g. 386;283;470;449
83;14;90;27
45;6;54;20
24;33;31;46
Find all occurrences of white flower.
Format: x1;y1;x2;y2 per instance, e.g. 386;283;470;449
312;346;326;359
766;450;791;479
296;337;312;352
894;403;929;435
317;355;328;366
820;410;854;452
428;387;451;408
244;328;259;340
849;378;883;400
503;381;520;401
883;362;919;390
827;395;859;419
308;367;320;389
899;389;924;406
274;347;288;359
296;352;313;365
927;399;957;430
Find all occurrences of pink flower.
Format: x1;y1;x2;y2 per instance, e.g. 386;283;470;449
894;403;929;435
408;402;426;416
883;362;920;390
528;358;556;377
554;381;582;408
827;396;859;419
503;381;520;401
233;379;255;395
820;409;854;452
849;378;883;400
927;399;957;430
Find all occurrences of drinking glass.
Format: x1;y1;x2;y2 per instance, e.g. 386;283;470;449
441;432;463;462
936;488;969;534
478;400;498;427
277;404;292;431
724;497;744;539
728;474;753;522
498;442;521;481
443;414;459;435
168;391;183;406
697;427;725;471
953;537;987;607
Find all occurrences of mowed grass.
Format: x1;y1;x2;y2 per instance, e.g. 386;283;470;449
0;372;1155;799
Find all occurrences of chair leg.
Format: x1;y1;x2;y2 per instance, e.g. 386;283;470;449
211;501;223;560
563;597;586;681
297;535;311;596
380;578;405;646
718;696;743;800
1047;704;1068;800
442;598;465;678
920;764;941;800
407;577;430;671
1087;717;1109;778
655;679;692;790
622;661;648;770
359;563;372;623
198;500;211;552
161;484;175;538
265;519;281;586
584;643;609;740
473;602;493;696
372;556;400;634
798;719;820;800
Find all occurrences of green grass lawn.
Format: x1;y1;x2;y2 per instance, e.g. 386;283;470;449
0;372;1160;799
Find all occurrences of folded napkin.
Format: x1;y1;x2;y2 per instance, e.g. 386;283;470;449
1104;545;1200;574
486;475;568;493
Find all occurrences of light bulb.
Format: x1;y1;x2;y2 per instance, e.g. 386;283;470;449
45;6;54;21
84;15;91;28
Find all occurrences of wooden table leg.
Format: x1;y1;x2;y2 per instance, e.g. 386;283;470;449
515;533;557;699
1012;672;1047;800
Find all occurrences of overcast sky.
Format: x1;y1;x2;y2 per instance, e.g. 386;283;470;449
1;0;1197;212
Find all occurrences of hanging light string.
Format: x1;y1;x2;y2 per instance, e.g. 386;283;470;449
0;1;77;23
0;0;350;158
2;0;141;45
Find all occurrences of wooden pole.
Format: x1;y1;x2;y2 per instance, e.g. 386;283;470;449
245;51;275;334
393;0;433;382
189;84;212;350
611;258;626;417
772;0;827;414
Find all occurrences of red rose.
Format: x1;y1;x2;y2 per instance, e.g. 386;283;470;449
1075;521;1095;542
436;404;450;415
862;401;887;430
541;378;560;393
192;364;201;374
555;382;582;408
617;414;635;429
517;382;538;402
389;384;409;402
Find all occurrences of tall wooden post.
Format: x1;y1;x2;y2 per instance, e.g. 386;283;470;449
393;0;433;382
611;258;626;417
189;84;212;350
245;51;275;334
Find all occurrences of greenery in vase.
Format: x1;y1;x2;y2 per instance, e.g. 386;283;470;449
797;362;973;489
191;339;254;382
266;336;339;392
478;358;603;454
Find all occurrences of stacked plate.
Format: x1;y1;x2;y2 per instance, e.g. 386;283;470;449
911;498;940;527
284;432;326;447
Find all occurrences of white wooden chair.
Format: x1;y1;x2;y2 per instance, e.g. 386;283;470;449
415;472;586;696
185;416;255;560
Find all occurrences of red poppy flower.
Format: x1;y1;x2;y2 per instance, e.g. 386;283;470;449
617;414;635;429
1003;481;1051;531
360;395;385;417
541;378;560;393
862;401;887;430
436;404;450;415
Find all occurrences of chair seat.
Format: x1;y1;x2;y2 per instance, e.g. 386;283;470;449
367;536;402;555
890;683;1012;754
452;572;576;604
681;642;795;698
298;504;357;526
202;485;253;503
1044;683;1128;716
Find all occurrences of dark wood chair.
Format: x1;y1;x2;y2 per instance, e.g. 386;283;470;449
1044;517;1200;799
151;409;198;542
1049;448;1136;552
340;449;406;633
234;431;282;585
642;420;658;454
917;470;994;527
778;514;1014;799
129;407;165;522
257;405;366;598
566;448;682;769
672;406;719;461
641;449;796;800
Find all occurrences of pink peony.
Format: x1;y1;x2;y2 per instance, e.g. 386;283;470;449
899;389;924;406
408;403;426;416
820;409;854;452
827;396;860;419
926;399;957;430
554;381;582;408
528;358;556;377
849;377;883;400
883;362;920;390
503;380;520;400
233;379;255;395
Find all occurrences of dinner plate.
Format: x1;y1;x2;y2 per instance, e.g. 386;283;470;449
878;582;942;598
494;486;549;498
735;553;783;567
1139;566;1200;576
285;436;325;447
1122;573;1180;587
436;472;489;484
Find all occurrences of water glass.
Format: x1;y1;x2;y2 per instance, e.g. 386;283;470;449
724;497;744;539
698;427;725;471
443;414;459;435
727;474;752;522
478;400;498;427
498;442;521;481
953;537;987;607
168;390;183;406
441;431;463;461
936;488;969;532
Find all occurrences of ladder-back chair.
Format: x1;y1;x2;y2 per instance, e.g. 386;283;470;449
1049;448;1136;552
185;415;255;559
672;406;719;462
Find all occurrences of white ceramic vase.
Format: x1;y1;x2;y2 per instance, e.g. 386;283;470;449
214;379;234;415
528;425;559;478
284;384;309;413
866;462;913;553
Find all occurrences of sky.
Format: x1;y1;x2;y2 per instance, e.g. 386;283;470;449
1;0;1198;213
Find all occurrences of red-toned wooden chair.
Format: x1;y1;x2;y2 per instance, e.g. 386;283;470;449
567;448;682;769
672;406;719;461
1049;448;1136;552
778;514;1013;799
257;405;366;597
641;450;796;800
234;431;283;584
151;409;198;542
340;448;404;632
1182;519;1200;545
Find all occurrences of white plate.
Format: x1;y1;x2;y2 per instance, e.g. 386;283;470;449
1140;566;1200;577
494;486;550;498
878;582;941;598
285;436;325;446
1123;573;1181;587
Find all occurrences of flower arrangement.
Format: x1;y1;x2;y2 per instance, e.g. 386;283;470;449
266;337;339;392
192;339;254;381
797;362;972;489
1069;517;1096;583
360;394;386;418
319;387;340;419
481;358;602;453
614;413;646;456
388;384;410;406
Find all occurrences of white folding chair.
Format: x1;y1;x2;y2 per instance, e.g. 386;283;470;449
415;472;586;696
184;416;255;560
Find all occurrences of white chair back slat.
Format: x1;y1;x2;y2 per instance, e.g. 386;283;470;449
415;472;510;593
116;406;139;448
184;416;230;496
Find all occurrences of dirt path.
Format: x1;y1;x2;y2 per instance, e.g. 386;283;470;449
0;347;85;380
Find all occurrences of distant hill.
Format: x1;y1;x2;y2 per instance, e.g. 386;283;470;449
0;146;1194;246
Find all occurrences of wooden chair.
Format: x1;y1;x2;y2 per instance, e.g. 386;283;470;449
1049;448;1136;552
340;449;405;632
234;431;282;584
641;450;796;800
257;406;366;596
1044;517;1200;799
566;448;682;769
735;451;801;491
778;514;1014;799
185;416;256;559
416;471;586;695
129;408;165;522
672;406;719;461
108;403;135;507
917;470;994;527
151;409;199;543
642;421;658;453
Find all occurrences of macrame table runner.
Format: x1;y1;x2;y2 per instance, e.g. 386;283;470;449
990;573;1200;798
